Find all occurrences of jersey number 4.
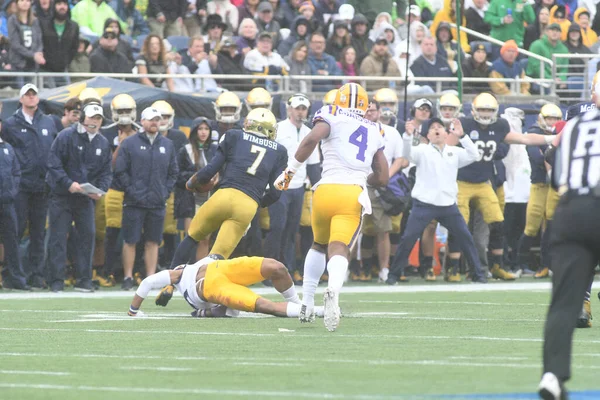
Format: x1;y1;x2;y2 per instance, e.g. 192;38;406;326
349;126;369;162
247;145;267;175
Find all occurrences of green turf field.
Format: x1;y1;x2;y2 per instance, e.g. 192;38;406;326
0;280;599;400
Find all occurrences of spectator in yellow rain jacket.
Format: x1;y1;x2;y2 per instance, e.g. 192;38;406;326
574;7;597;47
429;0;470;53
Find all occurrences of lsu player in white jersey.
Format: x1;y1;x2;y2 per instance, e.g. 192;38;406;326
128;256;325;318
275;83;389;331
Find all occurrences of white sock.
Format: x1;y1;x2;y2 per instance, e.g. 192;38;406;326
314;306;324;317
302;248;327;308
286;302;301;317
327;255;349;292
281;285;300;304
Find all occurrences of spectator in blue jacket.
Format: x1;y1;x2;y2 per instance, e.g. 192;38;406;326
1;83;57;289
307;31;341;92
410;36;455;91
114;107;178;290
0;132;29;290
45;104;112;292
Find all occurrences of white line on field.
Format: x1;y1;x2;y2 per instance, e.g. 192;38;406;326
0;370;70;376
3;281;595;300
0;382;410;399
358;300;549;306
233;362;304;367
344;314;544;322
119;366;192;372
0;351;598;371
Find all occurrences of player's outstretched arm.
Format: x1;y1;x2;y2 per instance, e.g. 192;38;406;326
505;131;556;146
186;149;226;190
275;122;330;190
128;270;181;316
367;149;389;187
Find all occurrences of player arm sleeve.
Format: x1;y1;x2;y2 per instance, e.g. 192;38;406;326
191;148;226;184
458;135;480;167
493;142;510;160
135;270;173;299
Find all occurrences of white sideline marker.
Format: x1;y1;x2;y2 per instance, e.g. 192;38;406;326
0;369;70;376
119;366;192;372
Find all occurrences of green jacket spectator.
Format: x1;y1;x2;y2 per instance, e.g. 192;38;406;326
526;25;569;81
484;0;535;47
72;0;125;36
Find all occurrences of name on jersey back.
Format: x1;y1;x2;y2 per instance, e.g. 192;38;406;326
242;133;279;150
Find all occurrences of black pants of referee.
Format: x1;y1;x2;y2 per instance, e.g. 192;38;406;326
543;195;599;382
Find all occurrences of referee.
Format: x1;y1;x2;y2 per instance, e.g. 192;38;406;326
538;108;600;399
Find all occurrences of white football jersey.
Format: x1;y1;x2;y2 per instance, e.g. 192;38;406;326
313;105;385;186
174;257;215;310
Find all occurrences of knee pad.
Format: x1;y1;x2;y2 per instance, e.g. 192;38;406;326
361;234;375;249
389;233;401;246
488;222;504;251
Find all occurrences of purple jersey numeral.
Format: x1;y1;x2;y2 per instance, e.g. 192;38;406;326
349;126;368;162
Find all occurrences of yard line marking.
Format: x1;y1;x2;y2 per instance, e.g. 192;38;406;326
119;366;192;372
448;356;531;361
4;281;599;300
0;382;413;399
0;370;70;376
2;327;600;345
233;362;304;367
345;314;545;322
0;352;598;371
358;300;549;306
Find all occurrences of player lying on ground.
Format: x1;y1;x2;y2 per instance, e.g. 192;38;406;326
127;256;324;318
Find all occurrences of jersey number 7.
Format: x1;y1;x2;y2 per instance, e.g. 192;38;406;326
247;145;267;175
349;126;369;162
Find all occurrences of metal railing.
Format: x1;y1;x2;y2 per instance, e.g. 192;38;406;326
0;71;556;100
551;53;600;103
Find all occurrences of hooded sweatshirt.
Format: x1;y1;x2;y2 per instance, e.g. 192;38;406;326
549;5;572;41
374;21;399;57
564;22;592;73
574;7;598;47
350;13;373;65
398;21;430;67
430;0;470;52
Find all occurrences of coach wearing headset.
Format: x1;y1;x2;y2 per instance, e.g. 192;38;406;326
45;104;112;293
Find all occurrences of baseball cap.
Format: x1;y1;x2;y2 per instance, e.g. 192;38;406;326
422;117;445;133
407;4;421;17
257;1;273;13
413;98;433;109
103;26;117;38
338;4;355;20
83;104;104;118
19;83;39;97
547;23;562;31
141;107;162;121
289;94;310;108
258;31;273;40
221;37;237;48
375;33;388;44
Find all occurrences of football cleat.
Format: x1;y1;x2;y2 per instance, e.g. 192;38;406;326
155;284;174;307
534;267;550;279
359;272;372;282
93;271;116;288
350;272;362;282
490;264;517;280
133;272;143;286
447;267;461;283
576;300;592;328
299;304;315;323
378;267;389;283
425;268;436;281
538;372;567;400
323;288;341;332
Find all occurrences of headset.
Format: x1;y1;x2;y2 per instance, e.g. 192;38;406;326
410;98;434;118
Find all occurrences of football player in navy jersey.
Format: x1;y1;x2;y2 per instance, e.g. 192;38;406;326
445;93;559;281
169;108;287;265
515;104;562;280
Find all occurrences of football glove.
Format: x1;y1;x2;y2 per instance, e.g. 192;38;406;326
155;284;174;307
274;168;295;191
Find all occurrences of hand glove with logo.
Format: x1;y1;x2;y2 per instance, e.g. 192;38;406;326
274;167;296;191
